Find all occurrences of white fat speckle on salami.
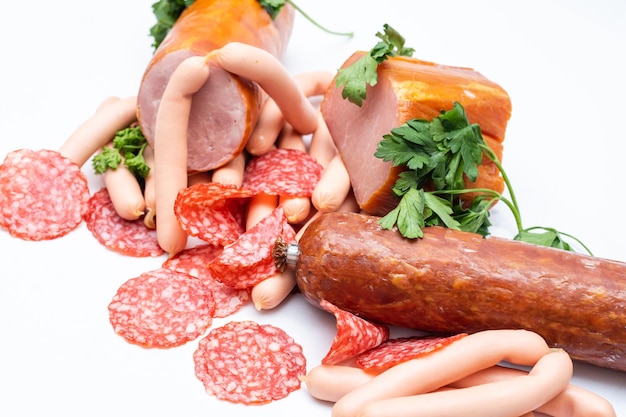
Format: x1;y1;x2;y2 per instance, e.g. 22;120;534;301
193;320;306;404
208;206;296;289
0;149;89;240
108;268;216;348
242;148;322;196
355;333;468;372
174;182;253;246
163;244;250;317
320;299;390;365
84;188;164;257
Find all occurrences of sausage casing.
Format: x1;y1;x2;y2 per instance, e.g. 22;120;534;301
295;212;626;372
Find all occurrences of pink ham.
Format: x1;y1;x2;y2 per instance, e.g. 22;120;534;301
320;52;512;216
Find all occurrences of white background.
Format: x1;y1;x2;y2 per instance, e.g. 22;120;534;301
1;1;625;416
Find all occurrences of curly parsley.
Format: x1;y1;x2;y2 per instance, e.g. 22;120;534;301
92;126;150;179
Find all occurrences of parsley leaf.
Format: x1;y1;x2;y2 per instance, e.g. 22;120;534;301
375;101;592;255
92;146;122;174
149;0;195;50
92;126;150;180
335;24;414;106
259;0;286;19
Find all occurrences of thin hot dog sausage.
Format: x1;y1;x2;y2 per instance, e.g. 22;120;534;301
137;0;295;172
142;144;156;229
305;362;616;416
293;211;626;372
153;56;210;255
101;145;146;221
277;124;312;224
308;111;337;170
210;152;245;187
247;70;334;156
58;96;137;167
332;329;552;413
311;152;351;213
337;349;572;417
210;42;318;136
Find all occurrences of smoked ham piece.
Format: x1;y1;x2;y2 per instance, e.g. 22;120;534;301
320;52;512;216
137;0;294;173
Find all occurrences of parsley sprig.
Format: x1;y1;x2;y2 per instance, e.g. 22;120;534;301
150;0;195;50
376;102;592;255
92;126;150;179
149;0;352;52
335;24;415;106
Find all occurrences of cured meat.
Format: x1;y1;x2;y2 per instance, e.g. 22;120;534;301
174;182;254;246
319;299;389;365
137;0;295;172
209;206;295;289
0;149;89;240
84;188;164;257
295;211;626;372
242;148;323;196
193;320;306;404
321;52;512;216
162;244;250;317
355;333;468;372
108;268;215;348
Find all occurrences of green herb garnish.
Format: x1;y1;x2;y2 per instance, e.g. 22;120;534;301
149;0;352;52
376;101;592;255
335;24;415;106
149;0;195;50
92;126;150;179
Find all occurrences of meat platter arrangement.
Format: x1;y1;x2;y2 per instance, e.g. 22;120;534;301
1;0;625;416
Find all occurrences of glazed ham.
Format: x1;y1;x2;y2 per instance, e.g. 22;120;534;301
137;0;294;173
320;52;512;216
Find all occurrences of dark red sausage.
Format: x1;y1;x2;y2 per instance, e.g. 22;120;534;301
294;211;626;372
137;0;294;173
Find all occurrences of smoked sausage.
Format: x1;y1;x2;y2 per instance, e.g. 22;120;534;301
137;0;294;173
292;211;626;372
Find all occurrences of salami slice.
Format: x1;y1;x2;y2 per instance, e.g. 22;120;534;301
208;206;296;289
162;244;250;317
174;182;254;246
108;268;215;348
193;320;306;404
355;333;468;372
242;148;323;196
320;299;390;365
84;188;164;257
0;148;89;240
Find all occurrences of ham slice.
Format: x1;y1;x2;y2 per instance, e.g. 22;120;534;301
320;52;512;216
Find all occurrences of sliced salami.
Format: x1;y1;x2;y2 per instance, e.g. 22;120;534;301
356;333;468;372
0;148;89;240
208;206;296;289
242;148;323;196
320;299;390;365
162;244;250;317
84;187;164;257
193;320;306;404
108;268;215;348
174;182;253;246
